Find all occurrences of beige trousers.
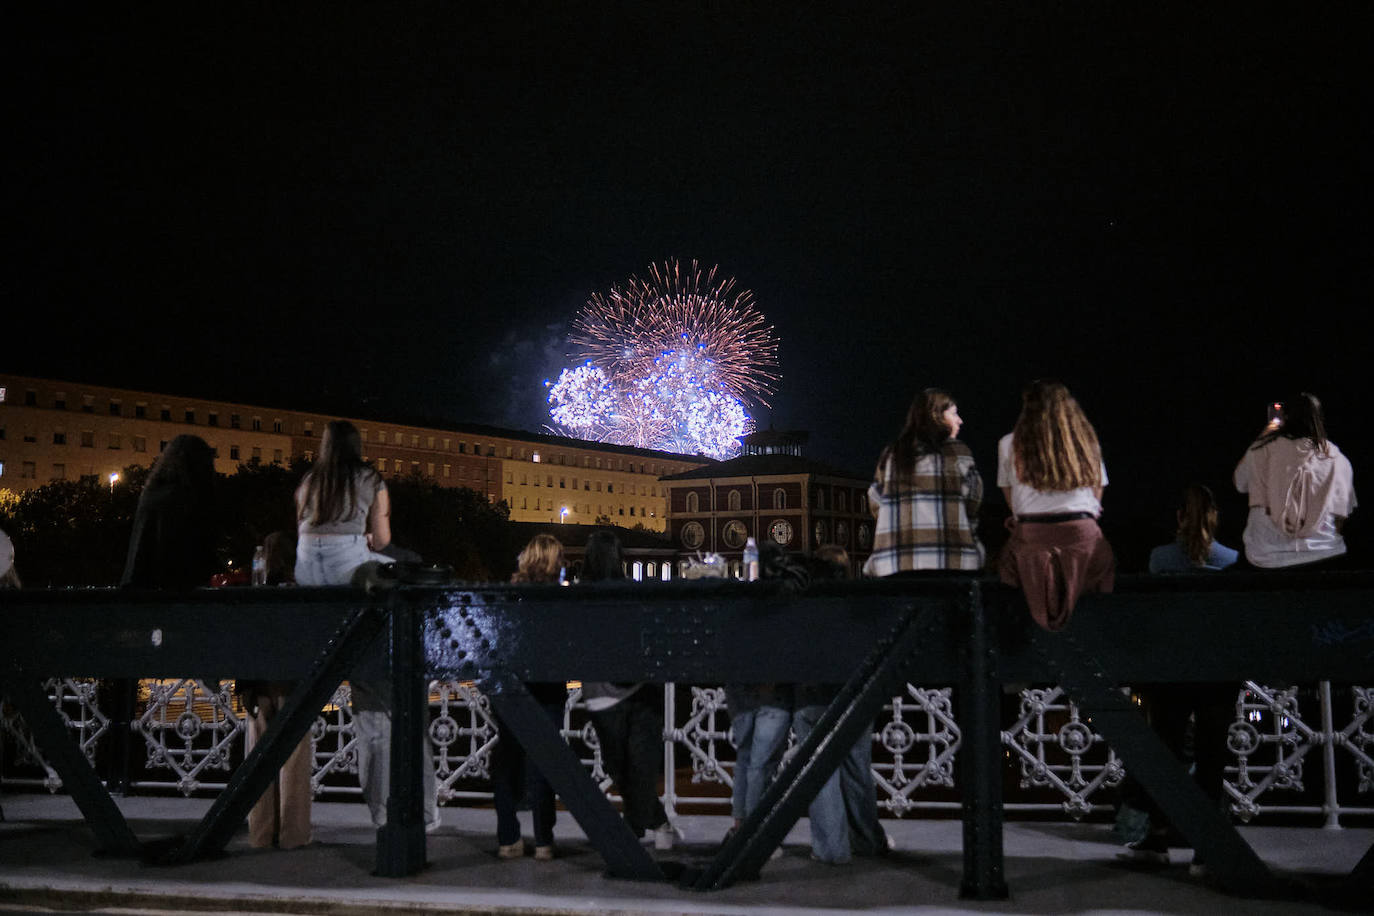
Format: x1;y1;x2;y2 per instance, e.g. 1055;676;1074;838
245;682;314;849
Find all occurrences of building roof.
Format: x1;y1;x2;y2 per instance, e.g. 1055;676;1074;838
659;452;868;483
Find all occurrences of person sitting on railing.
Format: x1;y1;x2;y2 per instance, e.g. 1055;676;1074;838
1118;484;1236;875
578;529;680;851
294;419;439;835
491;534;568;862
996;380;1114;631
862;387;984;576
794;545;890;865
1234;392;1357;570
122;434;219;589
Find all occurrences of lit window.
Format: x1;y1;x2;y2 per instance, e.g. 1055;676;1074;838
427;462;435;476
443;464;451;478
532;451;541;463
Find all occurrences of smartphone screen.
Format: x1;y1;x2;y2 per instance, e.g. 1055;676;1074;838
1267;402;1283;426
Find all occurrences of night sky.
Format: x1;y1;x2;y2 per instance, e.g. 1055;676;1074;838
8;5;1372;565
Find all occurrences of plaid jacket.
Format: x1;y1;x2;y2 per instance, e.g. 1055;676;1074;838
862;439;985;575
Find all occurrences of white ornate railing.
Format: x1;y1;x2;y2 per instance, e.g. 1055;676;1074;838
3;679;1372;824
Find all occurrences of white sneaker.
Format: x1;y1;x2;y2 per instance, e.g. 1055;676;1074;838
652;821;684;851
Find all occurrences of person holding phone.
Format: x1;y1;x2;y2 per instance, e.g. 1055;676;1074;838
1234;392;1356;568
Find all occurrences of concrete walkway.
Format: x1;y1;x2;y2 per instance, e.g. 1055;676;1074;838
0;793;1368;915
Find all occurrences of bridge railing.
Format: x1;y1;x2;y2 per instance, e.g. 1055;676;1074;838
2;572;1372;901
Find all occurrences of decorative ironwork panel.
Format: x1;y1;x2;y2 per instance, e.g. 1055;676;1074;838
1226;682;1313;821
1351;686;1374;794
0;678;108;792
874;686;960;816
308;683;358;795
133;679;244;795
430;681;497;797
672;685;735;790
1004;686;1123;818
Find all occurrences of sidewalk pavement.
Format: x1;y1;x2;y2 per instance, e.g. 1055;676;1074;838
0;793;1368;915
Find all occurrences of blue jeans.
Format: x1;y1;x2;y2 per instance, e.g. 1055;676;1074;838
729;701;792;820
792;704;885;862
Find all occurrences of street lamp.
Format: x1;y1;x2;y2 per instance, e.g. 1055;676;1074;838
560;507;569;524
108;472;119;493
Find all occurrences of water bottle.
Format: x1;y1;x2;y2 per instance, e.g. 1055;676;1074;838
743;537;759;582
251;545;267;586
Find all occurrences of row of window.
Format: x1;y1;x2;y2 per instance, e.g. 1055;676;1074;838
516;498;656;518
501;471;659;496
680;488;861;513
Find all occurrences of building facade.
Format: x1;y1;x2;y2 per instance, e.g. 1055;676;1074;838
0;374;707;532
662;453;874;577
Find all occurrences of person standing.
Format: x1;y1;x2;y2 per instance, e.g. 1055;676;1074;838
491;534;567;860
295;419;439;834
1120;485;1238;874
795;545;889;864
996;380;1114;631
579;529;678;850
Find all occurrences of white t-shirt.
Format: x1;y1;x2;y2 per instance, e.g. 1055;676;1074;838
997;433;1106;517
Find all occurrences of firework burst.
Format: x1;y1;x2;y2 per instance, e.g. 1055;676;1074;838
546;259;780;459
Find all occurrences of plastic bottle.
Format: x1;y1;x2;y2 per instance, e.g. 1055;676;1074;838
251;545;267;586
742;537;759;582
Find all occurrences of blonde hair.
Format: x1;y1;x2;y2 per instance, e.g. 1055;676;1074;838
512;534;565;584
1177;484;1219;567
1012;381;1102;492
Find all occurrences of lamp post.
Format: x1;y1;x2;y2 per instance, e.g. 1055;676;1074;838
560;507;569;524
108;472;119;493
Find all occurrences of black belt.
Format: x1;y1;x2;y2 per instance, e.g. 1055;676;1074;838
1017;511;1096;524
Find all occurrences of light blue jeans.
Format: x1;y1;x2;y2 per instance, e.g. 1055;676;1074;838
729;703;792;820
294;534;391;587
792;704;885;863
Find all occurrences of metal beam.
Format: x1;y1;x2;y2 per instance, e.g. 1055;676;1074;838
0;674;141;857
151;605;389;865
486;676;663;881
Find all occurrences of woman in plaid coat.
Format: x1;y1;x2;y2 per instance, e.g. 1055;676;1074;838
862;387;985;576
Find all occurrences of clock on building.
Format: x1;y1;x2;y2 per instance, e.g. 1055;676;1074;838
723;519;748;549
681;521;705;549
768;518;793;546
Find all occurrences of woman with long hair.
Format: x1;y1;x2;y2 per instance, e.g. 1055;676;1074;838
1148;484;1238;572
996;380;1114;630
579;530;678;850
122;434;219;588
1119;484;1237;872
862;387;983;576
295;419;439;835
294;420;391;584
1234;392;1356;568
491;534;567;861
